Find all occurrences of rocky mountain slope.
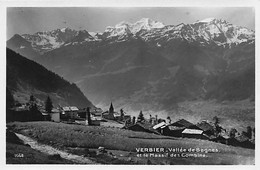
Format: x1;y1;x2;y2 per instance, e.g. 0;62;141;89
7;48;94;108
7;18;255;113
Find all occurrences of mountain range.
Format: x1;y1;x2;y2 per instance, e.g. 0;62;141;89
7;18;255;113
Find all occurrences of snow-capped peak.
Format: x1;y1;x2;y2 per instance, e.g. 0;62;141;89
190;18;254;45
194;18;228;25
131;18;165;33
11;17;254;54
60;27;68;33
134;18;164;27
104;18;165;38
89;32;97;37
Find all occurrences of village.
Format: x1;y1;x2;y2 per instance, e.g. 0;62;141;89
8;95;255;150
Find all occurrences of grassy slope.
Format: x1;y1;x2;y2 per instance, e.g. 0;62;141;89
6;143;74;164
7;121;254;165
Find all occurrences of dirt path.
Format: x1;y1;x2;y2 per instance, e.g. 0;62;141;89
15;133;98;164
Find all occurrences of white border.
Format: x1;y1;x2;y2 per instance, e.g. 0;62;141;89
0;0;259;170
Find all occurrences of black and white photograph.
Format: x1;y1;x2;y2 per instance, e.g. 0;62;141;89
2;0;258;166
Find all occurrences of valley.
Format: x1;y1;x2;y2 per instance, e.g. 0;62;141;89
6;15;255;165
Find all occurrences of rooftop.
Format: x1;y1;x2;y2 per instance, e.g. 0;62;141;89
168;119;194;128
197;121;214;131
62;106;79;111
153;122;167;129
182;129;203;135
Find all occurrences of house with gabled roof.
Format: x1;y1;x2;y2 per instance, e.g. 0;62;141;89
49;108;60;122
153;121;167;134
126;122;161;135
235;134;254;149
162;119;200;137
210;134;229;144
170;119;194;127
61;106;79;119
153;121;167;130
196;120;215;136
182;128;208;140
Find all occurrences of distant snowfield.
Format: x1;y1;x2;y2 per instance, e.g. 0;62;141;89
11;17;255;55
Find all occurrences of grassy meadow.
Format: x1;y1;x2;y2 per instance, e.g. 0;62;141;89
7;121;255;165
6;142;75;164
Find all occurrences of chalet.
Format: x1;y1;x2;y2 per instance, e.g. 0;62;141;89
77;109;87;118
41;112;51;121
181;129;208;139
85;108;102;126
127;122;161;135
153;122;167;134
91;114;102;121
171;119;199;128
235;134;254;149
40;108;61;122
162;119;199;137
196;120;215;136
210;134;229;144
90;113;102;121
49;108;60;122
153;121;167;129
113;112;121;120
13;104;29;111
92;111;102;117
61;106;79;119
90;107;103;114
85;118;101;126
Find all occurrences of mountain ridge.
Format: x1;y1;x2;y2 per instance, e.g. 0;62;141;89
6;18;255;113
7;18;255;57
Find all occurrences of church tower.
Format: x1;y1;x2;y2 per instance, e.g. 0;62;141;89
109;102;114;113
105;102;115;120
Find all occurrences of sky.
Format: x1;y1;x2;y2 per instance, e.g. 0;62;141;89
7;7;255;39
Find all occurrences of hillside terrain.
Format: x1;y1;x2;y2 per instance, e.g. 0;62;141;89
7;48;94;108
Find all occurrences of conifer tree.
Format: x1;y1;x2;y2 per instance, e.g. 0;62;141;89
29;95;37;111
29;95;35;103
28;95;42;121
138;110;144;122
45;96;53;113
